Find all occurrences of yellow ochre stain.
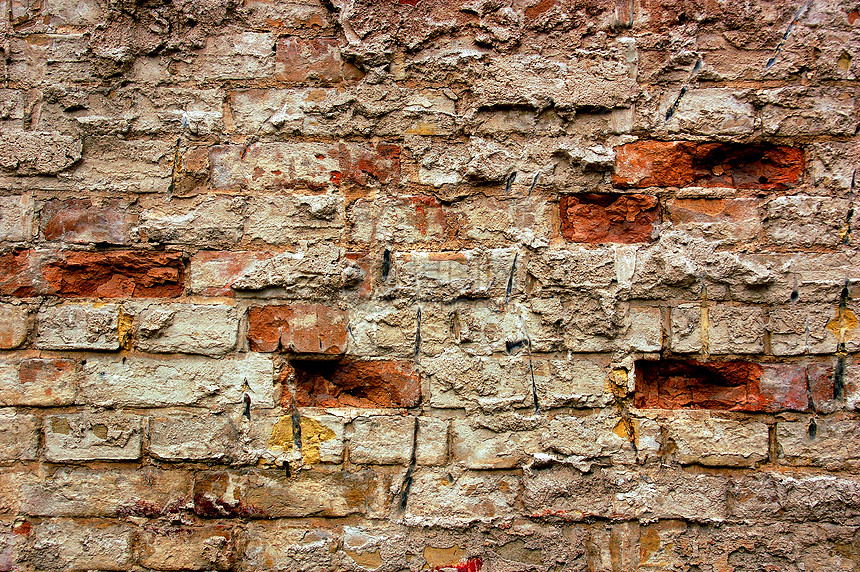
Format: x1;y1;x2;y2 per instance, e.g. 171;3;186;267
269;416;336;465
700;286;710;360
344;549;383;570
609;368;628;399
827;307;858;344
117;308;134;351
423;546;465;570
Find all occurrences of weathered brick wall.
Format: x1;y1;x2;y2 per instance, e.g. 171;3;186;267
1;0;859;569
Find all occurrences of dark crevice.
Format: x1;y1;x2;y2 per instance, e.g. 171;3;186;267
398;416;419;511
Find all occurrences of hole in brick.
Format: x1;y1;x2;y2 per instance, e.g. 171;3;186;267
559;193;659;243
635;359;767;411
288;358;420;408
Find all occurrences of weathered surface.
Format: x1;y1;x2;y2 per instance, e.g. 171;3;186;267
2;0;859;568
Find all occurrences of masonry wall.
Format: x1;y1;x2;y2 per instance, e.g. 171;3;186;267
0;0;859;570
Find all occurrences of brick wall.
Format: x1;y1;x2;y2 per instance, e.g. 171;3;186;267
1;0;859;570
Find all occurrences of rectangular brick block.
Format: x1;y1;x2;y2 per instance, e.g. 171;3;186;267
78;354;274;408
392;248;519;301
613;141;804;190
24;520;133;571
39;198;134;245
243;195;344;245
635;359;811;413
189;251;273;297
140;524;235;571
266;413;345;465
671;303;765;354
193;468;388;519
210;142;400;191
560;193;659;243
0;357;76;406
44;412;142;462
42;250;185;298
0;130;81;174
450;420;540;469
0;304;28;349
777;417;860;470
728;472;860;523
275;36;360;83
21;467;191;517
149;414;240;462
36;303;119;350
0;195;33;243
138;196;245;249
404;469;520;526
248;304;347;354
0;410;39;461
290;359;420;408
349;415;414;465
662;412;769;467
136;303;239;356
0;250;39;296
666;197;761;244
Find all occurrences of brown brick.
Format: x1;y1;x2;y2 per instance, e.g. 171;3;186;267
290;359;420;408
613;141;804;190
560;193;659;243
42;250;185;297
634;359;809;413
0;250;37;296
248;304;348;354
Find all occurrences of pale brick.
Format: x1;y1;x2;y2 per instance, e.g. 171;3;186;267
663;88;755;136
149;413;240;462
21;466;192;518
0;304;28;349
0;195;32;242
403;469;520;526
193;33;276;81
66;138;172;195
244;195;344;244
778;417;860;470
768;304;837;356
0;410;39;461
135;303;239;356
523;466;728;523
241;520;339;572
0;357;76;407
139;196;246;248
349;416;414;465
760;87;857;137
541;414;658;465
664;412;769;467
78;354;274;408
536;358;611;409
667;304;701;353
450;420;540;469
44;412;142;462
189;251;273;297
623;306;663;352
729;472;860;523
416;417;448;466
0;131;81;174
528;247;616;291
36;303;119;350
139;524;235;571
672;304;765;354
765;195;847;248
391;248;519;301
24;520;133;571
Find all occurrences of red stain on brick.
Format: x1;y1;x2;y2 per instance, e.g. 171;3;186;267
19;357;75;387
247;304;348;354
277;37;347;83
290;359;421;408
848;10;859;24
339;143;401;186
42;250;185;298
635;359;810;412
560;193;659;243
433;557;484;572
41;199;132;244
525;0;555;19
0;250;36;296
613;141;804;190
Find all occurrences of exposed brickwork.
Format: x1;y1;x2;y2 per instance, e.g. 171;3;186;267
42;251;185;298
560;193;659;243
613;142;805;189
1;0;858;568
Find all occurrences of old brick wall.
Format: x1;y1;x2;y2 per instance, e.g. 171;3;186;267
0;0;859;569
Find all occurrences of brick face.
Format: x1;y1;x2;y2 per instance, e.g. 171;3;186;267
3;0;859;568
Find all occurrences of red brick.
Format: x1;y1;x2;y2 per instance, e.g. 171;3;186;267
40;199;133;245
338;142;401;186
635;359;809;412
290;359;420;408
0;250;37;296
806;362;838;413
560;193;659;243
275;37;362;83
248;304;348;354
613;141;804;190
42;250;185;298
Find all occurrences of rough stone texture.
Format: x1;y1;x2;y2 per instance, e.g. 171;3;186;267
3;0;859;568
44;412;143;462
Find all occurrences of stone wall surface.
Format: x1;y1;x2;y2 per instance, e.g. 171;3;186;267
0;0;858;570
